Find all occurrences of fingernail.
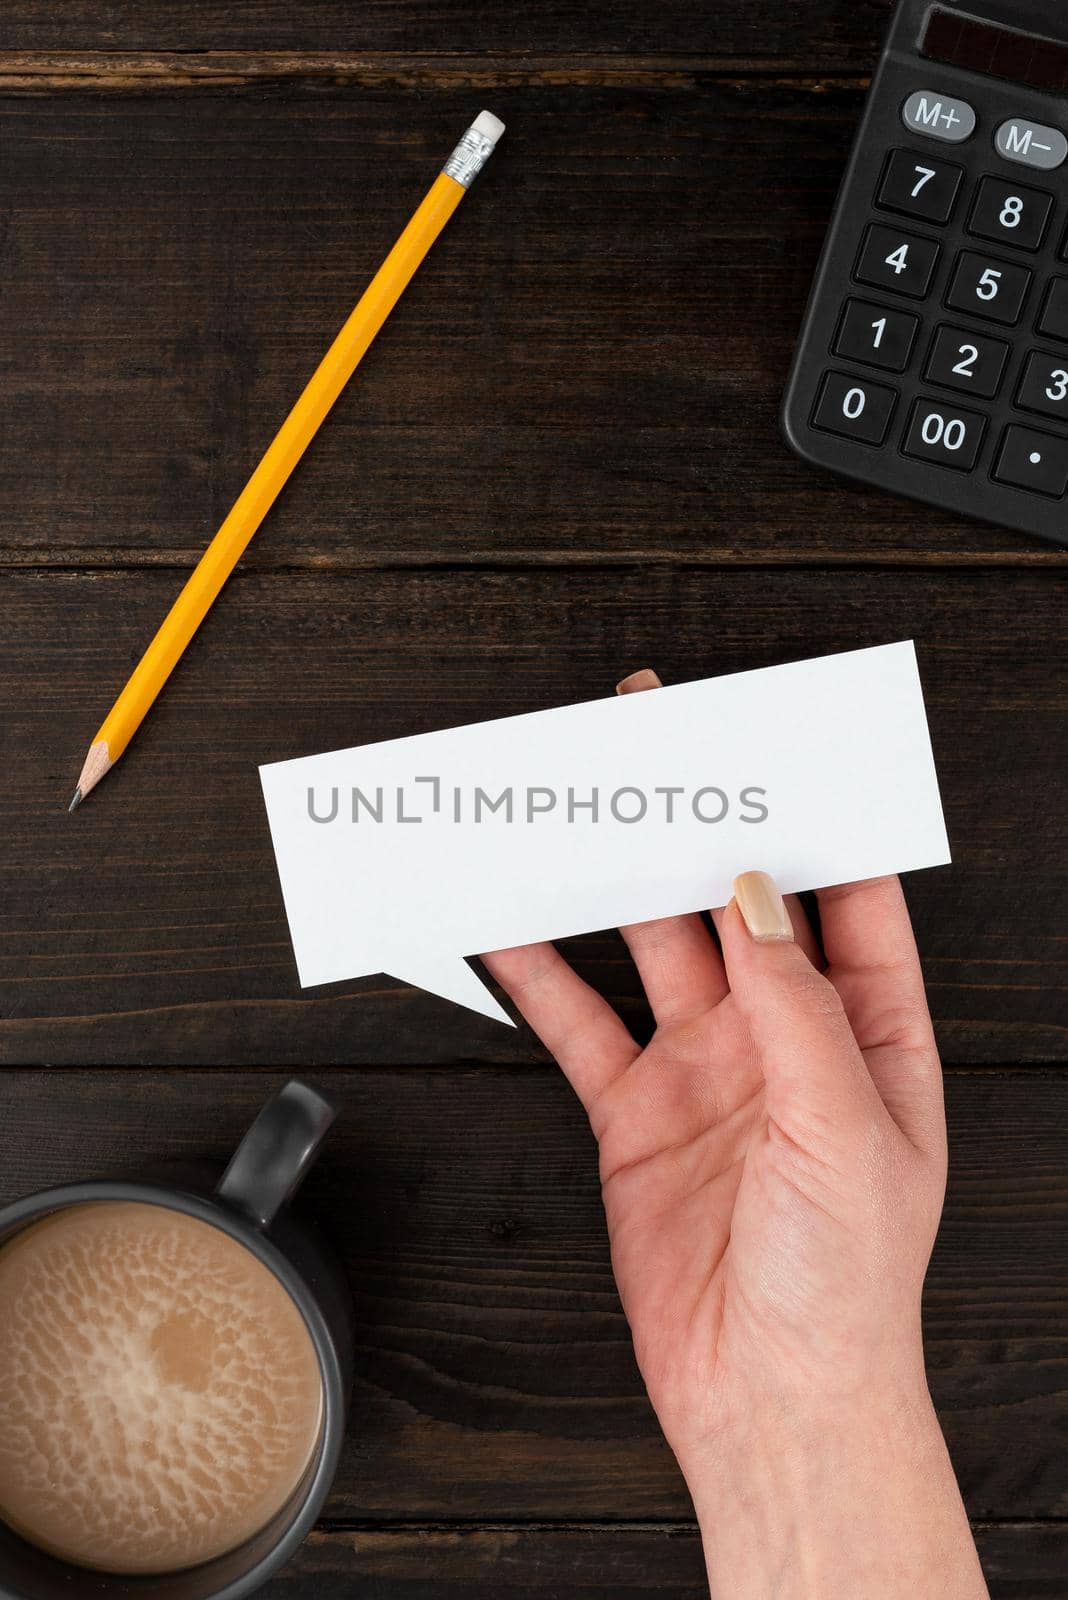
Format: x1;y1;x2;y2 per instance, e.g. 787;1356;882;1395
616;668;662;695
733;871;794;943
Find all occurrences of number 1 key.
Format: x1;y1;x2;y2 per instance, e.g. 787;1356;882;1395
834;299;920;372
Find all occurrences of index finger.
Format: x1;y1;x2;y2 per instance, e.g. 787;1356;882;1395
481;942;640;1116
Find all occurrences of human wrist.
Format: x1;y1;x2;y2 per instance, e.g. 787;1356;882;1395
676;1378;987;1600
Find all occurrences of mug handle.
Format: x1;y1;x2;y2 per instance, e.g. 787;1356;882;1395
215;1079;337;1229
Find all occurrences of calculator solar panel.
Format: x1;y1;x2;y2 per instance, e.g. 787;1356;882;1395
782;0;1068;547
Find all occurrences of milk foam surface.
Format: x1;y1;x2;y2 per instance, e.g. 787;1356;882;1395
0;1201;323;1573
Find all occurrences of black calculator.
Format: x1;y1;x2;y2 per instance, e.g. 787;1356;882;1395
783;0;1068;547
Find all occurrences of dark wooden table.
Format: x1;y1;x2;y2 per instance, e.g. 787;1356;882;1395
1;2;1065;1594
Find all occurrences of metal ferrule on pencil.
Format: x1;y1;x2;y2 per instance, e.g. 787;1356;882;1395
443;113;504;188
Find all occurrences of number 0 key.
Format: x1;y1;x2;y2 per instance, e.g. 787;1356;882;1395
812;370;898;445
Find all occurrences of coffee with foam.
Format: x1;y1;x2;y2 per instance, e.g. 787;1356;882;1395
0;1201;323;1574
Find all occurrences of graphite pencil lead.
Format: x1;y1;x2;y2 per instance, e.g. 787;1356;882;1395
71;739;114;806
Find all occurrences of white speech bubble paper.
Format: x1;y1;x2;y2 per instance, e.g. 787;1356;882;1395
259;641;950;1025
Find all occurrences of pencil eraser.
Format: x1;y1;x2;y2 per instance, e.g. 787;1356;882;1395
473;110;505;145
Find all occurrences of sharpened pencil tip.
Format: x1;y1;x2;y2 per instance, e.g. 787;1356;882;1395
72;740;113;807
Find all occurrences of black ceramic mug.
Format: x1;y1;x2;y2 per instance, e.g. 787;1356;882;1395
0;1079;353;1600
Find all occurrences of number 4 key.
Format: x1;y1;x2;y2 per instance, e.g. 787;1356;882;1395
856;224;941;299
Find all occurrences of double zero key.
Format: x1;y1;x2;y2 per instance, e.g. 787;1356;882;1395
902;399;986;471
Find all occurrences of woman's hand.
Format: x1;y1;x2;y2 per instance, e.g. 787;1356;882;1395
481;670;988;1600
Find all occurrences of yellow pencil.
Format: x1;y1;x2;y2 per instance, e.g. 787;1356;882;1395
69;111;505;810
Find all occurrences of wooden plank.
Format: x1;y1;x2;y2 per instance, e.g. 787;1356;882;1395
0;54;874;93
1;567;1063;1067
972;1525;1068;1600
0;3;895;68
274;1526;712;1599
253;1523;1068;1599
1;88;1061;571
0;1068;1063;1524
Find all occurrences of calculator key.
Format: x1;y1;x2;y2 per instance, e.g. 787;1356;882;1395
902;399;986;471
1037;278;1068;342
902;91;976;145
968;177;1052;252
945;250;1031;324
855;225;940;299
833;299;919;372
924;325;1009;398
995;119;1068;172
1015;351;1068;422
812;371;897;446
993;425;1068;497
876;150;963;224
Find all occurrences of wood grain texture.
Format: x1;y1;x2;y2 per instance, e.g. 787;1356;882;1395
253;1524;1068;1600
2;88;1064;572
0;0;1063;1577
0;2;896;67
0;1068;1063;1524
1;567;1063;1067
0;54;873;94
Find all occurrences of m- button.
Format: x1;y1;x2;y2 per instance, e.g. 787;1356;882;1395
902;90;976;144
995;119;1068;172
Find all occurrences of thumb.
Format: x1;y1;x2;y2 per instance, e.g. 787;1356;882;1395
720;872;880;1143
